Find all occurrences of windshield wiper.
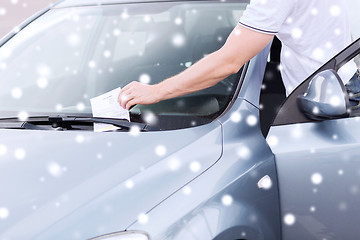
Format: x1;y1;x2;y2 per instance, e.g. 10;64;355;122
0;115;147;131
0;121;49;130
48;116;147;130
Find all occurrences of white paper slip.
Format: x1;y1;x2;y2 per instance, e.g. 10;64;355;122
90;87;130;132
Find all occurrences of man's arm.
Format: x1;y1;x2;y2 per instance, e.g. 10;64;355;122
118;25;274;110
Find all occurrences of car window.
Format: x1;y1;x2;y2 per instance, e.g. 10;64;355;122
0;1;248;130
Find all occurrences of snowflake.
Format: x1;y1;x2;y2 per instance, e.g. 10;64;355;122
138;213;149;224
0;8;6;16
103;50;111;58
143;111;157;124
75;134;85;143
143;15;151;23
221;194;233;206
0;207;9;219
37;64;51;76
113;28;121;36
129;125;141;136
172;34;186;47
283;51;291;58
234;29;241;36
125;180;135;189
17;111;29;121
168;157;181;171
14;148;26;160
55;104;63;111
174;17;183;25
88;61;96;68
189;161;201;172
139;73;151;84
329;96;341;107
76;102;85;111
67;33;81;47
246;115;257;126
0;144;7;156
330;5;341;17
311;172;323;185
183;186;192;195
121;11;129;19
286;17;293;24
236;145;251;160
284;213;296;226
312;48;324;61
291;28;303;39
230;111;242;123
37;77;48;89
311;8;318;16
325;42;333;49
334;28;341;36
11;87;22;99
155;145;166;157
291;125;303;139
312;106;320;115
47;162;63;177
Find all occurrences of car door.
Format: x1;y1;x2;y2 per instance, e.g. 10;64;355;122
267;39;360;240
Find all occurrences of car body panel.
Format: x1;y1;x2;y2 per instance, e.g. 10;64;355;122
0;122;222;239
268;117;360;240
129;100;281;240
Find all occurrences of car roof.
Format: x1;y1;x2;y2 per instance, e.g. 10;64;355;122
54;0;243;8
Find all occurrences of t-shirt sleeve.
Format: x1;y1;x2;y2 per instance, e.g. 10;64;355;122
239;0;296;34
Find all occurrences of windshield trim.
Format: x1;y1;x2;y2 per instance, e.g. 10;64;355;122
54;0;249;9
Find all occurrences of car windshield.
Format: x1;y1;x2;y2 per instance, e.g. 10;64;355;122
0;1;248;130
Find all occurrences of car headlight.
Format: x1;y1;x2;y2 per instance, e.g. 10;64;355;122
89;230;150;240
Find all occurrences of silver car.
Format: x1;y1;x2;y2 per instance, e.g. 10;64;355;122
0;0;359;239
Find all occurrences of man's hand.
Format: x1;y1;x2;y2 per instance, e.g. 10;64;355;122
118;81;161;110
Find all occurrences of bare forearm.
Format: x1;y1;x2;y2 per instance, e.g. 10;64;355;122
155;49;242;101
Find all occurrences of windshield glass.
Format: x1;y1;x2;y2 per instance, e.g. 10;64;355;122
0;1;248;130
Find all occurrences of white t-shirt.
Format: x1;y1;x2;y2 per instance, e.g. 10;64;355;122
240;0;357;95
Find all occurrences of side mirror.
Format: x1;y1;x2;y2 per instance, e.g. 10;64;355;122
298;69;349;120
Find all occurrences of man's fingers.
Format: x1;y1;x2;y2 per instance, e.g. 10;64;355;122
119;92;133;109
118;81;157;109
119;87;133;107
126;99;137;110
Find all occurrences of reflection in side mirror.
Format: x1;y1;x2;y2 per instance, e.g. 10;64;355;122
298;69;349;120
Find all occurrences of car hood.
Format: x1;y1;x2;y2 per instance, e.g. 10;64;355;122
0;121;223;239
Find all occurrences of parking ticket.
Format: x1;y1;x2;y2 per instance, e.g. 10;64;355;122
90;87;130;132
